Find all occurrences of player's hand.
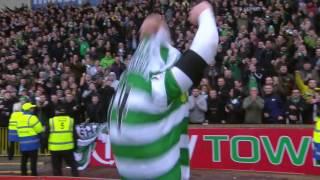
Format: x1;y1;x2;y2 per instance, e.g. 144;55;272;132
140;14;163;39
188;1;212;25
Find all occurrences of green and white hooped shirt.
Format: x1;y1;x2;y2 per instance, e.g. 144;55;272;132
109;8;219;180
109;34;190;179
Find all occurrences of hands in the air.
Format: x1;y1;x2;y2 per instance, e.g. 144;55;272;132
140;1;213;38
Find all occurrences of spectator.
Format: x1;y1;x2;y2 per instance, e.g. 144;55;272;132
225;88;243;124
70;55;86;82
109;56;126;80
263;85;285;124
285;89;306;124
224;55;242;82
242;87;264;124
299;61;314;82
0;91;14;127
295;71;319;124
48;94;62;118
199;84;210;99
277;64;294;100
313;48;320;66
312;63;320;84
206;89;219;124
0;0;318;126
234;80;245;97
86;94;104;123
189;88;207;124
223;69;235;89
258;40;278;76
64;93;81;124
98;78;115;121
35;94;50;127
108;72;119;90
243;63;264;93
204;63;219;87
81;82;98;106
100;51;115;69
85;57;98;77
216;77;229;123
206;90;220;124
263;76;282;97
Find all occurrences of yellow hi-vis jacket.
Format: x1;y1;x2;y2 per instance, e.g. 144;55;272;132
8;112;23;131
48;116;74;151
17;113;43;151
8;111;23;142
314;117;320;143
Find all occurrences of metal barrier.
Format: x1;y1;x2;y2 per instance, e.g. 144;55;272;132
1;124;314;156
0;127;8;155
0;127;50;156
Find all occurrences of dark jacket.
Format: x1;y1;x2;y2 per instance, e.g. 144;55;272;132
225;96;243;124
0;98;14;127
259;49;278;76
64;100;81;124
47;101;63;118
109;62;126;80
35;101;51;127
86;102;104;123
98;85;115;121
285;97;306;124
216;86;229;122
263;94;285;123
206;97;219;123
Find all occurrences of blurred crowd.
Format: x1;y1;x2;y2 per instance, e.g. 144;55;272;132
0;0;320;128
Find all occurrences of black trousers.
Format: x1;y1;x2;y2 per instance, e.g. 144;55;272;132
21;150;38;176
7;141;17;160
51;150;79;177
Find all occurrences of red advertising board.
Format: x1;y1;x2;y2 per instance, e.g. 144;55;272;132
189;128;318;175
90;127;320;175
90;134;115;168
0;176;104;180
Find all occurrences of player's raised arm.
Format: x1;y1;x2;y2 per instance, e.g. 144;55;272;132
139;14;164;39
172;1;219;91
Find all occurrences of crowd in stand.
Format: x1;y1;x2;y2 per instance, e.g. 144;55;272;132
0;0;320;128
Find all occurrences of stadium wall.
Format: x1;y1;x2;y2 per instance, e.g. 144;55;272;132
0;0;31;10
0;176;105;180
31;0;102;9
2;125;318;175
90;125;320;176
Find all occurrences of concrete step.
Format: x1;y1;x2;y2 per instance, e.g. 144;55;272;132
0;161;44;167
0;170;30;174
0;156;49;175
